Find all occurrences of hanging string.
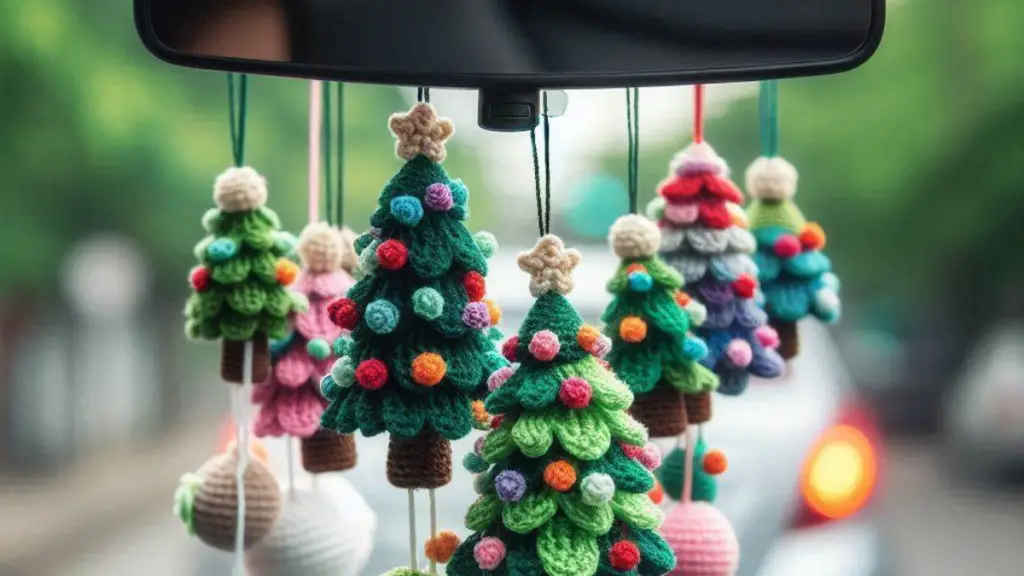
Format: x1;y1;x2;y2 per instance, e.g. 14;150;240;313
759;80;780;157
320;83;346;226
227;74;249;166
231;341;255;576
693;84;705;143
335;82;345;226
625;87;640;214
681;424;696;503
417;87;431;103
308;80;323;224
322;82;335;225
529;94;553;237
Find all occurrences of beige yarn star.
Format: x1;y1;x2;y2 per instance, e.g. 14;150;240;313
388;102;455;163
517;234;583;297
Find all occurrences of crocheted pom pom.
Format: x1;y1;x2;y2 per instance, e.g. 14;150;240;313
412;288;445;320
559;377;592;409
675;291;691;307
328;298;360;330
275;258;300;285
591;335;612;359
333;336;352;357
726;339;753;368
494;470;526;502
815;289;842;317
463;272;486;302
484;299;502;326
704;450;728;475
637;443;662;471
320;374;339;399
609;541;641;571
490;414;505;429
425;531;461;564
330;357;355;389
365;300;400;334
412;353;446;386
207;238;239;262
800;222;827;251
390;196;425;227
646;196;666;221
628;271;654;293
450;179;469;205
461;302;491;330
214;166;268;212
576;325;600;352
544;460;577;492
190;266;211;292
424;183;455;212
609;214;661;259
683;337;710;361
662;502;739;576
376;239;408;271
619;317;648;343
473;537;507;571
581;473;615;505
474;231;498;259
754;325;780;350
488;365;515;391
306;338;331;361
732;274;758;299
355;359;388;390
471;400;490;427
745;156;798;201
501;336;519;362
529;330;561;361
686;300;708;327
773;235;802;259
649;479;665;504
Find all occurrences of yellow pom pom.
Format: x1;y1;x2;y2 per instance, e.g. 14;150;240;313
425;530;461;563
619;316;648;343
275;258;300;285
484;298;502;326
412;352;447;386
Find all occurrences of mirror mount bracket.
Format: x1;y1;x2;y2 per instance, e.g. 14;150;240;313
477;86;540;132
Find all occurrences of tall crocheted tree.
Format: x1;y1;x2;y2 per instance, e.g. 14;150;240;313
319;103;506;490
448;234;676;576
185;167;309;383
745;156;841;359
651;142;784;395
600;215;718;437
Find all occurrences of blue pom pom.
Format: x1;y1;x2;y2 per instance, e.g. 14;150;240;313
365;300;400;334
627;272;654;292
320;374;339;399
390;196;424;227
683;337;710;361
206;238;238;262
450;179;469;205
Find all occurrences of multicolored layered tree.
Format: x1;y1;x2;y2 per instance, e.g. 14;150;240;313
318;103;506;490
448;234;676;576
652;142;784;395
185;166;309;383
744;156;841;359
601;215;719;436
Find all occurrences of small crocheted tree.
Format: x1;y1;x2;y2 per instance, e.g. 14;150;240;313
601;215;718;437
447;234;676;576
651;142;784;394
657;437;728;503
745;156;841;359
185;167;308;383
319;103;506;489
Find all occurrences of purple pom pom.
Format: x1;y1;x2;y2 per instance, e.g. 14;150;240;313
425;183;455;212
494;470;527;502
462;301;491;330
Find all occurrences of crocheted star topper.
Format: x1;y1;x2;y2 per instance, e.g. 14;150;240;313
388;102;455;163
517;234;582;297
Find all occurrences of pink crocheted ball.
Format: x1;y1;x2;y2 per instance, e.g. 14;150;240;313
726;339;753;368
488;365;516;392
637;443;662;471
559;377;592;409
661;503;739;576
754;325;780;350
473;536;507;570
529;330;561;362
773;235;801;259
591;335;613;359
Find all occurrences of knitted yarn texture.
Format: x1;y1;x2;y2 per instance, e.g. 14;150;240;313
660;502;739;576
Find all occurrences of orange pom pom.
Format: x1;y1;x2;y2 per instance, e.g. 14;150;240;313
412;352;447;386
619;316;648;343
577;325;601;351
703;449;728;475
675;291;691;307
484;299;502;326
544;460;577;492
648;478;665;504
626;263;648;275
275;258;300;285
425;530;461;564
471;400;490;425
799;222;827;251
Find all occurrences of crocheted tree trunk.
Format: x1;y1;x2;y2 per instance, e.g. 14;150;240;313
386;430;453;489
185;166;308;384
651;142;784;393
302;430;358;473
448;236;676;576
319;105;506;489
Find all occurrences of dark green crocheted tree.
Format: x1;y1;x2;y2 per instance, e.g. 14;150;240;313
601;215;718;438
448;236;676;576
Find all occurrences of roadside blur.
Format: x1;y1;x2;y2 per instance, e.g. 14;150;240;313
2;0;1024;574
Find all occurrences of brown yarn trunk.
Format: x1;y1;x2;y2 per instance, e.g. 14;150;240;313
301;430;357;473
221;332;270;384
386;430;452;489
772;320;799;360
683;391;713;424
630;386;688;438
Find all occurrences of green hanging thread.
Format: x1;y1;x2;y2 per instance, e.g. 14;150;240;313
321;82;346;226
759;80;780;158
529;93;552;236
227;74;249;167
625;87;640;214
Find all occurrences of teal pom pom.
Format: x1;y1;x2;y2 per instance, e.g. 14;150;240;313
365;300;400;334
474;231;499;259
306;338;331;361
683;337;709;361
320;374;338;399
330;357;356;389
412;288;445;320
463;452;490;473
391;196;424;227
206;238;238;262
450;178;469;205
333;336;352;357
627;271;654;292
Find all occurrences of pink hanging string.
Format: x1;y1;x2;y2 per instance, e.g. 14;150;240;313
308;80;323;224
682;425;695;503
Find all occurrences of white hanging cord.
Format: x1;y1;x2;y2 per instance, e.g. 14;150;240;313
231;341;254;576
429;489;438;574
286;437;297;499
408;489;418;569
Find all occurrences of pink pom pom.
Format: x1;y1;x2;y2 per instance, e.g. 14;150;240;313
488;365;516;391
637;443;662;471
755;325;780;350
474;537;507;570
726;339;753;368
591;335;612;359
559;377;593;409
664;202;700;225
773;235;802;259
474;435;485;455
529;330;561;362
620;442;644;459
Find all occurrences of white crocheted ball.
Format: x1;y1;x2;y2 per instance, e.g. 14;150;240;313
214;166;269;212
745;156;798;201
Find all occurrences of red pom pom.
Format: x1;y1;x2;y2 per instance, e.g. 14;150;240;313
355;359;388;390
490;414;505;429
189;266;210;292
799;223;827;251
609;541;641;571
464;272;486;302
376;239;409;271
501;336;519;362
698;200;732;229
774;235;802;259
732;274;757;299
328;298;361;330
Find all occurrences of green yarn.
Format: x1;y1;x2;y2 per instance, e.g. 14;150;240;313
464;452;490;474
537;518;599;576
657;440;718;503
747;199;806;234
412;287;445;320
173;473;203;536
380;568;433;576
474;231;499;259
306;338;331;361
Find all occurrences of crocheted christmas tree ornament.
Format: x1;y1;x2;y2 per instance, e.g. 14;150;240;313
601;214;719;435
174;451;282;551
652;142;784;395
447;234;676;576
660;502;739;576
185;167;309;383
744;156;842;360
252;222;358;472
319;103;507;490
657;438;727;503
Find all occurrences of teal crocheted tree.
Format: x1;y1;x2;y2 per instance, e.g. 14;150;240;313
319;103;506;490
184;166;308;383
657;437;728;503
601;215;718;438
745;156;841;359
448;235;676;576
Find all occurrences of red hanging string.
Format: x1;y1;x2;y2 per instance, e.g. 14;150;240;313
693;84;705;143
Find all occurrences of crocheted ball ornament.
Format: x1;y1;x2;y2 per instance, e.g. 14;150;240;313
661;502;739;576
